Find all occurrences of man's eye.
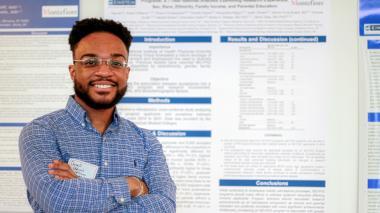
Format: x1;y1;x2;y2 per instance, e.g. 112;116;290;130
110;60;124;68
83;58;98;66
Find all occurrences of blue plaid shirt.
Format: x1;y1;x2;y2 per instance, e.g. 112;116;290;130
19;96;176;212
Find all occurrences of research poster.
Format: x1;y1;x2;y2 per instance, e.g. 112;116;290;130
0;0;340;212
105;0;329;212
0;0;78;212
359;0;380;212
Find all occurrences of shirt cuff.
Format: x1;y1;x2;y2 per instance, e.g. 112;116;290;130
107;177;131;205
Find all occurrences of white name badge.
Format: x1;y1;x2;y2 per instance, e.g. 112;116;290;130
68;158;98;179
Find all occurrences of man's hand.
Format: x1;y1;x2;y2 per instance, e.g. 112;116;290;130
126;176;149;197
48;160;78;180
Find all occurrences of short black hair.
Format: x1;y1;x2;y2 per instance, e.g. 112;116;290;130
68;18;132;52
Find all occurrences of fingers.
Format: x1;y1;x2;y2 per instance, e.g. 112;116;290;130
127;176;149;197
48;169;75;180
140;180;149;195
48;160;78;180
48;160;71;172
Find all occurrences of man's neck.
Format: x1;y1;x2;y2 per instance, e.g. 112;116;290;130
74;96;114;134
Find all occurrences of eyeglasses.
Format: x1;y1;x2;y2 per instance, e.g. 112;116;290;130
73;56;128;70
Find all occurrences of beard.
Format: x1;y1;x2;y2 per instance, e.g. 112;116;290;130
74;79;127;110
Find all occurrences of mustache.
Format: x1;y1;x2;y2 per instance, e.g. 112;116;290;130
89;78;117;86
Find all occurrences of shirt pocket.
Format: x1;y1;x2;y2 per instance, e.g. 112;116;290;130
128;153;147;178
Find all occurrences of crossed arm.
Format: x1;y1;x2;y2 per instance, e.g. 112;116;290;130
48;160;149;197
19;122;176;212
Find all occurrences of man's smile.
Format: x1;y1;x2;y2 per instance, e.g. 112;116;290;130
94;84;113;89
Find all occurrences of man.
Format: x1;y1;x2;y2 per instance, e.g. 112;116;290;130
19;18;176;212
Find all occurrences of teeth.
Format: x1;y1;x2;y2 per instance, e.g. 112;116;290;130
95;84;112;89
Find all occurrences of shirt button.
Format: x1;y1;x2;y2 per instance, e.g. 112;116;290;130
81;123;85;127
120;198;125;203
104;161;108;166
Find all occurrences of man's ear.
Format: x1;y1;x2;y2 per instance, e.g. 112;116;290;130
125;66;131;80
69;64;75;80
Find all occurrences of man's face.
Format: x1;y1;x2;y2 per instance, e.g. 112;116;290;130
69;32;130;110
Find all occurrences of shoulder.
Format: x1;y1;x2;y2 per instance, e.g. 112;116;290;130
20;109;67;138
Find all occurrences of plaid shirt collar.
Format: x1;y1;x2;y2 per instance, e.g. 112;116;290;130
65;95;120;130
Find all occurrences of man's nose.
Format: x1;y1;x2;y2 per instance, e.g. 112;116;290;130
94;60;113;76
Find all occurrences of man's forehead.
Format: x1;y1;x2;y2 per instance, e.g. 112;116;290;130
77;53;128;59
74;32;127;50
80;31;122;40
72;33;128;58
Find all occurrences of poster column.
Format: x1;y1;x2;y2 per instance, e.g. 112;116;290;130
359;1;380;212
0;0;79;211
216;35;327;212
